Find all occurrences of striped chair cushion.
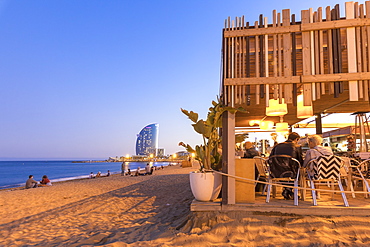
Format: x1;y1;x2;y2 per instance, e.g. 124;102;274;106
312;155;342;180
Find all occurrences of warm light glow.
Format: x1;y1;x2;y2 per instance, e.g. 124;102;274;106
191;153;195;157
297;94;313;118
249;120;260;126
259;121;274;130
149;153;154;158
266;99;288;116
126;154;130;158
172;153;177;159
276;122;289;132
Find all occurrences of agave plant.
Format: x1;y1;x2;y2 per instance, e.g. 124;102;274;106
179;99;245;171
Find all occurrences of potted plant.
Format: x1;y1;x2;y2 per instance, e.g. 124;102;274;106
179;98;244;201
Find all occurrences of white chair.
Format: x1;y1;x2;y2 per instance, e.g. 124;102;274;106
351;158;370;198
266;155;301;206
253;156;269;195
306;155;349;207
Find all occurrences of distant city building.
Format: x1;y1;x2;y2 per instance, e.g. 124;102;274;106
136;123;159;156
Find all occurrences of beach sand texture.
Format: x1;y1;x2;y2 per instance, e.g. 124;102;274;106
1;164;370;246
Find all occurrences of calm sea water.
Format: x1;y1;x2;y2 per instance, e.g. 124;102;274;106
0;161;171;190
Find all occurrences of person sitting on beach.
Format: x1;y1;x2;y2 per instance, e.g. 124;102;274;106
25;175;38;189
39;175;52;186
125;169;131;176
89;172;94;179
106;170;111;177
134;167;141;176
96;171;101;178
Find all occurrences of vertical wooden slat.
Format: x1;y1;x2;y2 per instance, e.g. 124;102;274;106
302;9;312;106
335;4;344;94
355;3;364;99
332;7;340;98
264;17;270;106
314;11;321;99
360;4;366;99
273;10;278;100
255;21;260;105
259;15;265;99
277;12;283;102
292;14;297;106
246;22;251;106
326;6;335;95
310;8;316;101
346;1;359;101
365;1;370;100
282;9;292;103
318;7;325;95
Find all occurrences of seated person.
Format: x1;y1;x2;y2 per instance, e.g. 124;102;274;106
25;175;38;189
89;172;94;179
243;141;260;158
125;169;131;176
96;171;101;178
269;132;303;199
106;170;111;177
303;134;333;175
39;175;52;186
134;167;141;176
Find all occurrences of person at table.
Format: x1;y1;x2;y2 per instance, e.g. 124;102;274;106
270;132;303;164
303;134;333;168
243;141;260;158
269;132;303;199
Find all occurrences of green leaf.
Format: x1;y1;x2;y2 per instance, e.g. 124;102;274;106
181;108;198;123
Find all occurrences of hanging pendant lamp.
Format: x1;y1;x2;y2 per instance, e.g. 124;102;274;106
297;94;313;119
266;99;288;116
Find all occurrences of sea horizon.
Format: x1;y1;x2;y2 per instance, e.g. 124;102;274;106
0;160;172;190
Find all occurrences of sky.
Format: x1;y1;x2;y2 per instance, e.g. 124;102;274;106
0;0;353;160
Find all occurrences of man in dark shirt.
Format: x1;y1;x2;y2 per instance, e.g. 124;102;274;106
270;132;303;164
269;132;303;199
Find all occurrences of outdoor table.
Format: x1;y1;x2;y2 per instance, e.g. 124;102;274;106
235;158;255;203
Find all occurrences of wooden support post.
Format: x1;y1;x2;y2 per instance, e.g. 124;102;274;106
222;111;236;205
315;113;323;135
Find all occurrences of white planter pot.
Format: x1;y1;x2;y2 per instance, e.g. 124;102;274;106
189;171;222;202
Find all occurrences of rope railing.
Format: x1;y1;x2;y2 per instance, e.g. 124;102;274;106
211;170;370;195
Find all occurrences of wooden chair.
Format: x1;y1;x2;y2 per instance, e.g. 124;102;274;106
306;155;349;207
266;155;301;206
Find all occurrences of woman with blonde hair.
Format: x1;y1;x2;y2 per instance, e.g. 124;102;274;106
303;134;333;167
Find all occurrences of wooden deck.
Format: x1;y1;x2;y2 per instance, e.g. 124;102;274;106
191;192;370;216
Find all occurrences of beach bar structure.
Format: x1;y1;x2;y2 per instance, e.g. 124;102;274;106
219;1;370;207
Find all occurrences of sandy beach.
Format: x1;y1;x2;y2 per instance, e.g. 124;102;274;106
1;164;370;247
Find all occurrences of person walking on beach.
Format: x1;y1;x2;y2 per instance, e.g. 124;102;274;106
25;175;38;189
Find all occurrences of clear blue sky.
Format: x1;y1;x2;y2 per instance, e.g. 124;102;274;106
0;0;349;160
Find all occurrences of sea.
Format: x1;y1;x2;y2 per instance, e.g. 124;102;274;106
0;160;172;190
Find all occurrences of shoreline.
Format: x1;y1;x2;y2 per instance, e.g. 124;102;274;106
0;161;178;191
2;163;370;246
